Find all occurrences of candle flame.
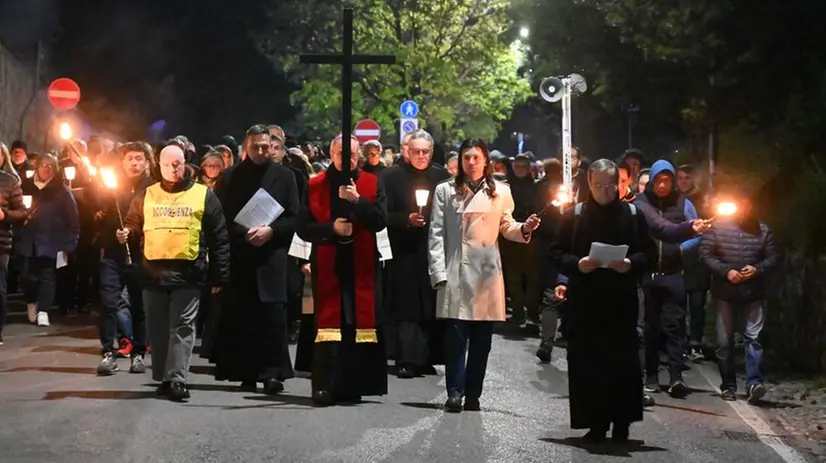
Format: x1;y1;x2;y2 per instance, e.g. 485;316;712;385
22;195;32;209
716;201;738;217
100;168;117;189
415;189;430;207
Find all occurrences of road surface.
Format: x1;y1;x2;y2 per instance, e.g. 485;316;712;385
0;317;817;463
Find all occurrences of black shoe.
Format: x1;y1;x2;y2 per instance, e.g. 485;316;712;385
612;424;630;442
583;429;607;443
643;393;655;407
668;378;689;398
463;397;481;411
312;390;334;407
721;388;737;401
156;381;171;397
536;343;552;364
553;336;567;349
644;375;661;393
396;366;415;379
239;381;257;393
420;365;438;375
263;378;284;395
168;382;190;402
444;396;462;413
747;383;766;404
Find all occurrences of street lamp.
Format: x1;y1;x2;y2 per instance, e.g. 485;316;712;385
519;27;529;39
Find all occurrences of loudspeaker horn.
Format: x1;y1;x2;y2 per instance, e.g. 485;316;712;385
539;77;565;103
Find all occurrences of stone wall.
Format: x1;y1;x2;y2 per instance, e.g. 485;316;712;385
764;253;826;373
0;41;51;150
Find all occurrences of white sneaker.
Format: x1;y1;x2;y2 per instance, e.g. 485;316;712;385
36;312;50;327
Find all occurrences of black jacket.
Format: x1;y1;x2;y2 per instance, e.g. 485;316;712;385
700;218;779;303
124;178;230;289
94;174;155;261
0;171;27;254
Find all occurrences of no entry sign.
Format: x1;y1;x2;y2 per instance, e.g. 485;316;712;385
354;119;381;144
47;78;81;111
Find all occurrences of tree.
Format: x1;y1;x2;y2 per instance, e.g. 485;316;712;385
260;0;532;144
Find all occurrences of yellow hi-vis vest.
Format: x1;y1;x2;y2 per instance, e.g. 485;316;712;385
142;183;208;261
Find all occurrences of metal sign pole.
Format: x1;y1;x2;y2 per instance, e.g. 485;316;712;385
561;80;573;191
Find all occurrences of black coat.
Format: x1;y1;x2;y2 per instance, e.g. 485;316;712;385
550;196;655;429
700;218;779;303
0;171;27;254
93;174;155;261
215;158;300;303
381;162;449;322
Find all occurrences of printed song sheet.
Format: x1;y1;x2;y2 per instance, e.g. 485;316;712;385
377;228;392;261
588;242;629;268
234;188;284;229
288;234;312;261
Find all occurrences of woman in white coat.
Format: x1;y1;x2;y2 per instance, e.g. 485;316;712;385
428;138;541;413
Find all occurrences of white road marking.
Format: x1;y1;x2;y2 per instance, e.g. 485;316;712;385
696;363;811;463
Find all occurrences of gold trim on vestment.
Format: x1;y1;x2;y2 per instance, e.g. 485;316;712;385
355;328;378;344
315;328;342;343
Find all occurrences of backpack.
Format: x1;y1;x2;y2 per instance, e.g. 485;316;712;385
571;202;638;251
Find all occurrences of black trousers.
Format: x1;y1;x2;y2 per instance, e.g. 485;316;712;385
22;256;57;312
0;255;9;335
642;272;686;380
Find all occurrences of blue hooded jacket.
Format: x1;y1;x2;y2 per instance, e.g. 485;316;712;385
634;160;699;272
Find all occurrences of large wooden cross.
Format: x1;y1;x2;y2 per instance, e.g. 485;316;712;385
300;5;397;177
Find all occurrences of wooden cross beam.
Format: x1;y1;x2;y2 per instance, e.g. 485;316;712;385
300;6;397;177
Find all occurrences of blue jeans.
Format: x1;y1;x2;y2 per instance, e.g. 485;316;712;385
98;258;145;355
444;319;493;399
715;299;764;391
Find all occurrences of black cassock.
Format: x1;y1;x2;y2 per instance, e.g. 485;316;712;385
211;158;300;383
549;195;655;430
380;162;450;369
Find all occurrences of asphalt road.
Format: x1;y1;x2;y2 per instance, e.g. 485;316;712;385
0;317;818;463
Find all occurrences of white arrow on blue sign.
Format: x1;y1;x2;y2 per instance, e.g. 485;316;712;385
400;100;419;118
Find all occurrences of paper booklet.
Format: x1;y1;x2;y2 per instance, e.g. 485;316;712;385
234;188;284;229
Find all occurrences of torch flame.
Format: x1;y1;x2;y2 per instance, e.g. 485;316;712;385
100;168;117;189
59;122;72;141
82;156;97;176
716;202;738;217
552;184;572;207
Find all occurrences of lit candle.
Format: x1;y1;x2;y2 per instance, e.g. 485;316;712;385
415;189;429;214
25;170;34;179
22;195;32;209
64;166;76;181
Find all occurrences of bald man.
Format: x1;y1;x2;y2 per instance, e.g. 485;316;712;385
118;144;230;401
295;134;389;406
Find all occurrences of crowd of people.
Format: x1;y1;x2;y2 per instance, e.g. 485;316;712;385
0;126;779;444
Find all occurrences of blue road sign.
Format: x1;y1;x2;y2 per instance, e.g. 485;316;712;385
400;100;419;118
402;120;417;132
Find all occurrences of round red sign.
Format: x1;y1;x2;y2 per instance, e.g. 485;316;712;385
47;78;81;111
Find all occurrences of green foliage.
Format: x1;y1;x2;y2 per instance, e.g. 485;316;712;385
259;0;531;144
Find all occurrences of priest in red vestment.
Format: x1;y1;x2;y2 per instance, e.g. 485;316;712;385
296;134;388;406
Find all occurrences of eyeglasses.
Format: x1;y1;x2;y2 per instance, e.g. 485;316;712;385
203;163;222;169
594;183;618;191
410;149;432;157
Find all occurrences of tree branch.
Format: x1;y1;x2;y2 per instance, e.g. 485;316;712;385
439;0;482;60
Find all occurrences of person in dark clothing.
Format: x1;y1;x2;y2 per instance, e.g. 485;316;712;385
381;130;449;378
534;158;564;362
296;134;388;406
9;141;30;179
634;159;700;398
119;144;230;401
212;125;300;394
94;142;156;376
0;144;27;344
502;153;540;325
677;164;712;360
362;140;385;175
700;189;779;403
549;159;655;443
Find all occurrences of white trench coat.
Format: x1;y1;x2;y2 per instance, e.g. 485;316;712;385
428;179;529;321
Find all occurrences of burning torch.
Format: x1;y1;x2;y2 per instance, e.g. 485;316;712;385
100;168;132;265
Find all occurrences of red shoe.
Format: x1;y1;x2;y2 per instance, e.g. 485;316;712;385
116;338;133;358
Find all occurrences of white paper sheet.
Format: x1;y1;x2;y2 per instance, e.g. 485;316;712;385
56;251;68;269
288;234;312;260
376;228;392;261
234;188;284;229
588;242;629;268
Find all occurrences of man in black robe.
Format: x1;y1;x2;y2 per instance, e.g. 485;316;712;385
550;159;655;443
380;129;449;378
296;135;388;406
212;124;300;394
